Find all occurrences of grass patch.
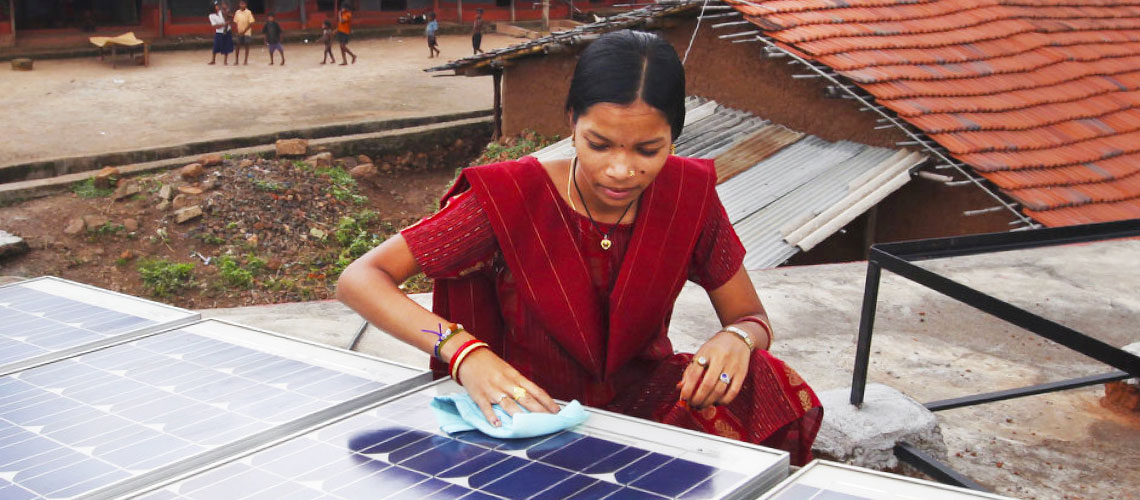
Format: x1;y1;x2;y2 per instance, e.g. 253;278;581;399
138;259;194;297
252;179;285;192
89;222;125;236
474;130;562;165
216;255;254;289
317;166;367;205
72;178;114;199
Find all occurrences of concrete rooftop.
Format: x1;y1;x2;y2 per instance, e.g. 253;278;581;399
203;238;1140;500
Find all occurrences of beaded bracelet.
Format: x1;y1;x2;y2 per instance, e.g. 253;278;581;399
737;315;773;350
448;339;489;386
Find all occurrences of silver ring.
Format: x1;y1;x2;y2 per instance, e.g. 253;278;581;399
694;356;709;368
494;393;508;404
719;372;731;385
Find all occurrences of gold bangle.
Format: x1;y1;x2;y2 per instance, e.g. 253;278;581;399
720;325;755;351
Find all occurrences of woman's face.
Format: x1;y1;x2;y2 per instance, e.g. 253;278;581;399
572;100;672;213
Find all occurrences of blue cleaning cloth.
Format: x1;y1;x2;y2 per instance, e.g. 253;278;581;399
431;393;589;439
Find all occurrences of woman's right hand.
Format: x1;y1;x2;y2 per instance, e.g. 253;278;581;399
456;348;560;427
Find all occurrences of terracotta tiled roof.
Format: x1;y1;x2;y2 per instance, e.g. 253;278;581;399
733;0;1140;226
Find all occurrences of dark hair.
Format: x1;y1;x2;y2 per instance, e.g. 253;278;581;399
565;30;686;140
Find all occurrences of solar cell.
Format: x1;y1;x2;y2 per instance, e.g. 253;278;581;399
133;379;789;500
759;461;1019;500
0;277;198;374
0;320;431;500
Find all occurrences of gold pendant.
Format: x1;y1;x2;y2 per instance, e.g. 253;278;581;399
600;237;612;250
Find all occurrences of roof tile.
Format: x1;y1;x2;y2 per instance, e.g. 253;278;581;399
735;0;1140;225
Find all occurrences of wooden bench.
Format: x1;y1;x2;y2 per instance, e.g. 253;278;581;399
89;32;149;68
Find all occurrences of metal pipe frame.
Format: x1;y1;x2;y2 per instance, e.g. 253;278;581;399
850;219;1140;407
894;442;990;492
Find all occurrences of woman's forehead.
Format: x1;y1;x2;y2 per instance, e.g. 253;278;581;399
579;102;670;139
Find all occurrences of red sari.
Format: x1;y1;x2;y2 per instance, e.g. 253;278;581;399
402;155;821;465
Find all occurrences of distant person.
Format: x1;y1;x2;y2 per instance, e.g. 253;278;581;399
320;20;336;64
472;8;485;55
208;3;234;65
263;12;284;65
336;5;357;65
425;12;440;59
232;0;255;65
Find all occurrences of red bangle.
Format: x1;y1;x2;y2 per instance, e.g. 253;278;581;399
737;315;773;349
448;339;488;385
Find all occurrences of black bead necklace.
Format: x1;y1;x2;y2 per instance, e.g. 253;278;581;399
571;159;636;250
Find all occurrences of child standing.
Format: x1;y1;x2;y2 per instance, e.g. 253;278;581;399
208;3;233;65
320;20;336;64
425;12;440;59
263;12;284;65
336;6;357;65
232;0;255;65
472;8;485;55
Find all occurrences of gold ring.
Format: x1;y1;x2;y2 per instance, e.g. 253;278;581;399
628;170;636;177
511;386;527;401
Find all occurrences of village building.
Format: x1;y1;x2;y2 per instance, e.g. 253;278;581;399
428;0;1140;268
0;0;611;47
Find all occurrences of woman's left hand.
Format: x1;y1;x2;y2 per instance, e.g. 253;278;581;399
678;330;751;409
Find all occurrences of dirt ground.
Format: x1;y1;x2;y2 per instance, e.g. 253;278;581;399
0;32;518;166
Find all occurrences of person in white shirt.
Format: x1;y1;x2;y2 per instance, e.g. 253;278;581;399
208;3;234;65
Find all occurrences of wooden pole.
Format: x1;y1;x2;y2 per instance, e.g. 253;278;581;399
300;0;307;28
541;0;548;32
457;0;462;24
510;0;514;23
10;0;16;41
158;0;166;37
492;68;503;140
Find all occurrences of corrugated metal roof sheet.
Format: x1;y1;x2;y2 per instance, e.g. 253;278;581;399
531;98;925;269
733;0;1140;227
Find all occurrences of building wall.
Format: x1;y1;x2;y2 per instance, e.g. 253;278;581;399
502;53;578;138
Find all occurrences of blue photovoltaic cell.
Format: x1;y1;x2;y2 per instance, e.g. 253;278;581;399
0;329;388;500
0;284;167;366
139;392;748;500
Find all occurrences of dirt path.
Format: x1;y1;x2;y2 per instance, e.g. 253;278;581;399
0;33;516;166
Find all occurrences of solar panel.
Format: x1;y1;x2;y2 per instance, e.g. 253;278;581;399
131;379;790;500
759;460;1019;500
0;277;199;374
0;319;432;500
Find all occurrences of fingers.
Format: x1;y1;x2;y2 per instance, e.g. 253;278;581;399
518;380;559;414
689;357;730;409
473;395;501;428
682;334;752;409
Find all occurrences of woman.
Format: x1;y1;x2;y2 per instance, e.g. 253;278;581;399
338;29;821;464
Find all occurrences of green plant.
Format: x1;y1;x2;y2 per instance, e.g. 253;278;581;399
473;130;561;165
245;254;267;275
216;255;254;289
138;259;194;297
193;232;226;245
318;166;367;204
90;222;125;236
225;221;240;230
252;179;284;192
72;178;114;198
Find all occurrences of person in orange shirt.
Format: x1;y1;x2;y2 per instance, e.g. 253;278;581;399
232;0;255;65
335;5;357;65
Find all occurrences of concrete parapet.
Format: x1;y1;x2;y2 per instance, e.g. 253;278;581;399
813;383;947;470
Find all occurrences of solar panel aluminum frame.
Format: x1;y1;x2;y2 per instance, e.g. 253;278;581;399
0;276;200;376
126;378;791;500
758;460;1019;500
32;318;433;500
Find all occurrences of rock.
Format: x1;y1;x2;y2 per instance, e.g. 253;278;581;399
276;138;308;157
11;58;33;71
349;163;378;181
93;167;120;189
180;163;205;180
246;234;259;247
119;250;135;261
123;218;139;232
266;258;283;271
356;154;373;165
239;159;254;168
199;154;224;166
454;138;464;149
201;179;217;191
156;200;171;212
178;186;204;195
113;181;141;201
158;184;173;200
338;157;359;169
0;231;30;260
305;152;333;167
814;384;946;470
82;215;110;231
379;162;393;173
310;228;326;239
174;205;203;224
172;194;191;209
64;218;85;235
